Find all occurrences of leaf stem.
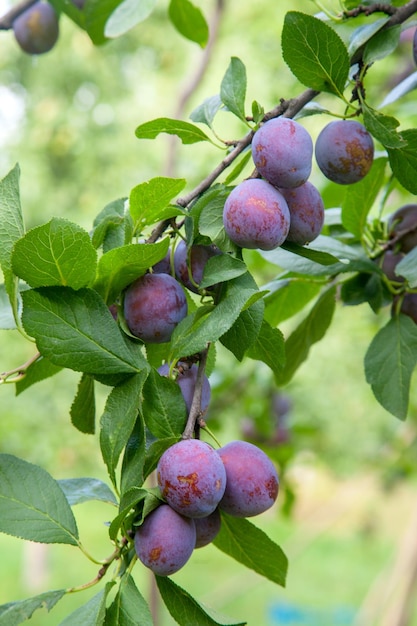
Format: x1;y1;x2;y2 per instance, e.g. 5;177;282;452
0;351;41;385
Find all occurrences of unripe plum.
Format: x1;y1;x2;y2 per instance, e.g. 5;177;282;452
315;120;374;185
223;179;290;250
174;240;221;293
13;2;59;55
134;504;196;576
194;508;221;548
123;273;187;343
217;441;279;517
158;362;211;416
380;250;405;283
252;118;313;188
388;205;417;253
280;181;325;245
157;439;226;518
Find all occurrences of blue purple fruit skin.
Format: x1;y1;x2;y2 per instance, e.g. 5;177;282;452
315;120;374;185
174;240;221;293
217;440;279;517
13;2;59;55
152;250;171;274
380;250;405;283
251;118;313;188
194;508;221;548
388;205;417;253
134;504;196;576
280;181;325;245
123;273;187;343
157;439;227;518
223;178;290;250
158;362;211;415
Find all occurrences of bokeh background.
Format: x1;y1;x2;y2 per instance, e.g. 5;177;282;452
1;0;417;624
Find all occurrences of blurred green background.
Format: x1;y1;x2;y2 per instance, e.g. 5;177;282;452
1;0;417;624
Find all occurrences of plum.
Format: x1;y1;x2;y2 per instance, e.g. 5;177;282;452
280;181;325;245
151;250;171;274
174;240;221;293
380;249;405;283
123;273;187;343
158;362;211;416
217;441;279;517
388;205;417;253
134;504;196;576
394;293;417;324
223;178;290;250
315;120;374;185
13;2;59;55
251;117;313;188
194;508;221;548
157;439;226;518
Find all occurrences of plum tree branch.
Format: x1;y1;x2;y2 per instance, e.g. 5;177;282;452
0;0;38;29
182;347;210;439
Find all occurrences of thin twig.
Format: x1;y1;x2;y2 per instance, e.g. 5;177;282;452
0;0;39;30
0;351;41;384
182;347;210;439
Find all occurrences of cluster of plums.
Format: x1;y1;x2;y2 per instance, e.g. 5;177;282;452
223;117;374;251
134;438;279;576
11;0;85;55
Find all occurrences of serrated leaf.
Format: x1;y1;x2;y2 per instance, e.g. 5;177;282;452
168;0;209;47
15;355;62;395
0;455;78;545
199;255;247;289
363;24;401;64
91;198;131;252
104;0;157;37
387;129;417;194
0;589;66;626
246;320;285;376
120;416;147;495
60;583;114;626
196;186;234;250
156;576;246;626
141;369;187;438
94;239;170;304
129;177;186;230
365;315;417;419
58;478;117;507
105;574;152;626
220;57;248;123
342;157;387;237
379;71;417;108
190;95;224;128
362;105;406;149
100;372;147;487
213;513;288;587
135;118;214;144
396;247;417;287
220;299;264;361
12;218;97;290
276;287;336;385
281;12;349;97
70;373;96;434
108;486;148;540
21;287;146;375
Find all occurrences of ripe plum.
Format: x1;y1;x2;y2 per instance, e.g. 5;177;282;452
280;181;325;244
388;205;417;253
380;250;405;283
194;508;221;548
13;2;59;55
174;240;221;293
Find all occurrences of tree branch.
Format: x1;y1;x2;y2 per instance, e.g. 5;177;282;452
0;0;38;30
182;347;210;439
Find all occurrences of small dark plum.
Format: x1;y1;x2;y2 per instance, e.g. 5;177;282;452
315;120;374;185
158;362;211;416
280;182;325;245
252;118;313;188
13;2;59;55
388;205;417;253
134;504;196;576
394;293;417;324
174;240;221;293
157;439;226;518
151;250;171;274
380;250;405;283
223;179;290;250
218;441;279;517
194;508;221;548
123;273;187;343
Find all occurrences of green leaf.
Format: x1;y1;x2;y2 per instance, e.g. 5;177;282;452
100;372;147;487
84;0;125;45
341;272;386;313
220;298;264;361
190;95;224;129
264;279;321;327
60;583;114;626
141;369;187;438
342;157;387;237
362;105;406;149
129;177;186;230
70;374;96;434
220;57;248;123
246;320;285;377
104;0;157;37
143;436;180;480
0;454;79;545
12;219;97;290
15;355;62;395
91;198;132;252
199;255;247;289
387;129;417;194
21;287;147;375
108;486;148;540
156;576;246;626
0;283;16;330
58;478;118;507
94;239;170;304
120;416;147;495
105;574;153;625
281;12;349;97
276;287;336;385
281;241;340;266
348;17;391;58
365;315;417;419
168;0;209;47
0;164;25;326
0;589;66;626
135;118;214;144
363;25;401;64
213;513;288;587
396;247;417;287
196;186;235;251
379;71;417;108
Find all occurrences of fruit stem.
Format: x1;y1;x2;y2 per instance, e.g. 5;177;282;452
0;351;41;385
